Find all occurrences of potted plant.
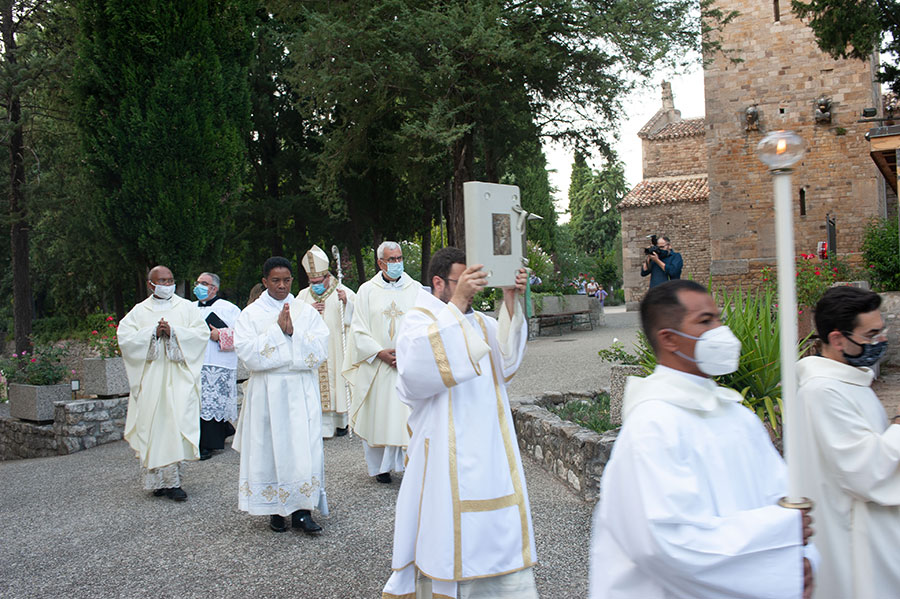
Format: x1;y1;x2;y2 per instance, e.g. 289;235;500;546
82;315;129;397
0;346;70;422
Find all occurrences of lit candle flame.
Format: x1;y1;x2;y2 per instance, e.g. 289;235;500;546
776;139;787;155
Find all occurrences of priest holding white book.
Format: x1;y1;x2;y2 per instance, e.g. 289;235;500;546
382;247;536;599
233;256;330;534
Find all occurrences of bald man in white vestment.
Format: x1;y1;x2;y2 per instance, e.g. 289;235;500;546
382;247;537;599
796;286;900;599
590;280;818;599
118;265;209;502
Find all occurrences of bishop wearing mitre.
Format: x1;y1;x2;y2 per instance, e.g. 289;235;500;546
295;245;357;438
233;256;331;534
117;265;210;502
344;241;420;483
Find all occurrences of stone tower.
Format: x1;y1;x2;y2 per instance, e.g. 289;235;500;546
703;0;884;287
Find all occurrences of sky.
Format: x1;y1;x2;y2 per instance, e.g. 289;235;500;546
544;68;706;222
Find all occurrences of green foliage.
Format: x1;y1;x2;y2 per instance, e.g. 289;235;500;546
74;0;254;276
861;218;900;291
597;340;640;366
547;394;616;434
569;156;627;257
88;315;121;358
792;0;900;94
761;254;858;307
0;346;68;386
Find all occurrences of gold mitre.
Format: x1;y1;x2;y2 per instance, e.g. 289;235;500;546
302;245;330;278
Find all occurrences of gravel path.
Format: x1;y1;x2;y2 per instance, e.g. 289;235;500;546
0;432;593;599
0;310;647;598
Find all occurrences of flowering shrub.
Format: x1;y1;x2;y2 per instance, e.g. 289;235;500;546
760;254;856;308
861;218;900;291
0;346;68;385
89;315;122;358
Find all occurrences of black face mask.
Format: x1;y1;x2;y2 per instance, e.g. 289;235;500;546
841;334;888;368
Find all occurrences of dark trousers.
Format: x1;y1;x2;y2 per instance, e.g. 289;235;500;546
199;419;235;450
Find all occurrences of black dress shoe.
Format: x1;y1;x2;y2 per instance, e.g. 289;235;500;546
375;472;392;484
335;426;349;437
152;489;168;497
166;487;188;502
291;510;322;534
269;515;287;533
199;449;212;461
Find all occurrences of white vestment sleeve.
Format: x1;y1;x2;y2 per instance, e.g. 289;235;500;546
495;299;527;376
806;386;900;505
235;309;292;372
347;287;383;363
396;303;490;401
290;302;330;371
602;427;805;599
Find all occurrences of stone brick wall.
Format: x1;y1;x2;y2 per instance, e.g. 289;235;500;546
0;396;127;461
621;201;711;304
511;393;618;502
703;0;883;274
53;397;127;455
642;134;707;179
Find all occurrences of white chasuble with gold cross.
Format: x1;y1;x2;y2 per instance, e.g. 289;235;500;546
118;295;210;471
232;291;330;516
297;280;356;437
343;271;420;448
382;288;535;599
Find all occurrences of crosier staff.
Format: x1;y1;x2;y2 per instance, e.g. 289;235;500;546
332;244;353;439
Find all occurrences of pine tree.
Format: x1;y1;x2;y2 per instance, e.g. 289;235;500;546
73;0;253;287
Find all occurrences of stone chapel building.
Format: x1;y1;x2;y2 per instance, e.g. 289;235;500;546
620;0;891;309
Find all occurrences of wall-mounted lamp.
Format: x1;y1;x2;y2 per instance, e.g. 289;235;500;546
862;107;877;118
814;97;832;124
745;105;759;131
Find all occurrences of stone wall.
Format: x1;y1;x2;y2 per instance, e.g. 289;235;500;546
642;133;707;179
704;0;883;273
621;200;711;305
0;396;127;461
511;393;618;502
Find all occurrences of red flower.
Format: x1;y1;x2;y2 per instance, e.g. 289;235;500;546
30;358;36;363
763;278;769;282
108;323;115;328
814;270;820;275
833;267;838;272
799;310;803;314
91;330;98;335
106;316;114;321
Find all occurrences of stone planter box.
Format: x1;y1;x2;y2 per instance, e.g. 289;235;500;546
82;357;129;397
609;364;646;426
9;383;71;422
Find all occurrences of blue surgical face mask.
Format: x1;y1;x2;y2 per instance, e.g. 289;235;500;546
386;261;404;280
311;282;326;295
193;284;209;300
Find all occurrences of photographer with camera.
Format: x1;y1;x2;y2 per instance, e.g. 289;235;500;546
640;234;683;288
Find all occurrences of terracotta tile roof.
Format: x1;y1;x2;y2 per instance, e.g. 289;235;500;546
644;117;706;140
619;176;709;209
637;110;670;138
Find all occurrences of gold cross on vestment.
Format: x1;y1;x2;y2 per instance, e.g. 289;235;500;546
260;344;276;359
383;300;404;339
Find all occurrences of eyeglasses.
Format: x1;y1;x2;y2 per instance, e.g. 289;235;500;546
382;256;403;263
195;281;211;287
152;278;175;285
842;327;889;344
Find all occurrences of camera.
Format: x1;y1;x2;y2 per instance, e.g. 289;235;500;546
644;234;660;256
